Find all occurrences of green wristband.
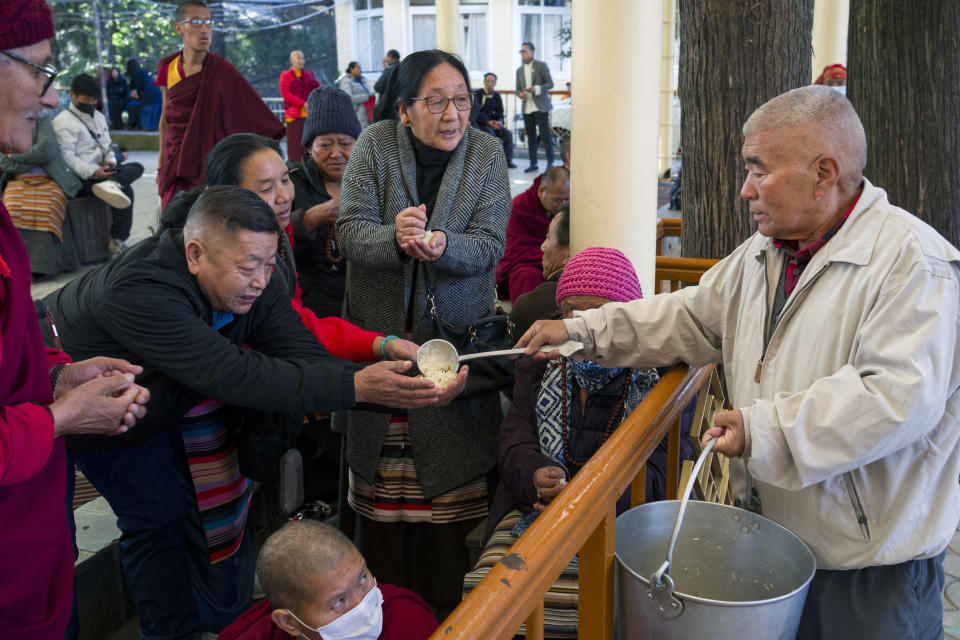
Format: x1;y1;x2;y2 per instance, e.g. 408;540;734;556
380;335;399;360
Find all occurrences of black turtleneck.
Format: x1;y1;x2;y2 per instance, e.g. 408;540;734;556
410;131;452;214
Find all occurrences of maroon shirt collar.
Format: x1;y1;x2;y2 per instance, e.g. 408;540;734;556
772;191;862;261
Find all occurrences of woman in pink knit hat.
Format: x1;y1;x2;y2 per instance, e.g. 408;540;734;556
463;247;670;637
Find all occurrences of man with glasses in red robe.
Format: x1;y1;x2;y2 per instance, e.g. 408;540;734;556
0;3;149;637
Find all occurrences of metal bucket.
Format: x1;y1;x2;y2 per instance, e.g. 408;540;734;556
614;442;816;639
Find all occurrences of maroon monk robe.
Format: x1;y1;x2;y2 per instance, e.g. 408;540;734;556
0;200;74;639
495;175;550;304
216;584;439;640
157;51;285;207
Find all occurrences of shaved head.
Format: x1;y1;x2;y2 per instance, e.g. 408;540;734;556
256;520;357;611
743;85;867;190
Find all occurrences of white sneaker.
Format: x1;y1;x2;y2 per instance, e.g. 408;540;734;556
107;238;127;255
92;180;131;209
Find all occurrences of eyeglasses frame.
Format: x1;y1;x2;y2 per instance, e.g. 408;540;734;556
1;49;58;96
408;93;475;115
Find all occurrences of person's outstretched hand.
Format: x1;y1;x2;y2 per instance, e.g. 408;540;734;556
382;337;419;363
702;409;745;457
354;360;442;408
515;319;570;359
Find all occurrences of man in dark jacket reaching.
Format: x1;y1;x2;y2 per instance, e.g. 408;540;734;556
43;185;461;640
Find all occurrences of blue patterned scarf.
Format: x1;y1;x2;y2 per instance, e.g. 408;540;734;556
536;358;659;468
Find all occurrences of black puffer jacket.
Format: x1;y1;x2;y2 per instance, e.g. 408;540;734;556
43;229;360;451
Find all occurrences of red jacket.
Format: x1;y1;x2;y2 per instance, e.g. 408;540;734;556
284;223;383;362
495;176;549;304
0;202;74;639
279;67;320;121
218;584;438;640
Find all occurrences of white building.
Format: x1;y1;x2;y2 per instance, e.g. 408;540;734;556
335;0;572;91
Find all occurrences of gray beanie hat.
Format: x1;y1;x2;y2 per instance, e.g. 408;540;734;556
302;86;362;147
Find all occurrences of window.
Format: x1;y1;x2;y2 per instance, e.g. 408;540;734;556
410;2;437;52
459;5;488;72
354;0;384;72
518;0;569;74
408;1;489;75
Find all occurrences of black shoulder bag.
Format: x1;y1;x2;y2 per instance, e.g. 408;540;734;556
422;269;515;399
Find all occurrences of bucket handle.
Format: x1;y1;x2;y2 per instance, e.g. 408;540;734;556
651;437;717;589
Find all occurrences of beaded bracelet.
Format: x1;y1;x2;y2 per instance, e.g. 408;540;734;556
380;335;399;360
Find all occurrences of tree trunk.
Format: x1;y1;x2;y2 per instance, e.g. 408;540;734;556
679;0;813;259
848;1;960;248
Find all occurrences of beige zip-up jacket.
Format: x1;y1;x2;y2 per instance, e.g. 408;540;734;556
564;179;960;570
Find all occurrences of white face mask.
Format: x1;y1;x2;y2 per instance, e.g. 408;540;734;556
830;85;846;96
292;583;384;640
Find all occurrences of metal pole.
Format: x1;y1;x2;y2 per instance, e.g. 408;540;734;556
92;0;108;113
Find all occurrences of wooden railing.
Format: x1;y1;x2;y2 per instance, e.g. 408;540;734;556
653;217;720;294
431;363;718;640
655;256;720;294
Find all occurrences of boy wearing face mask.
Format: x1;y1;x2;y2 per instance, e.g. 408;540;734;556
219;520;438;640
52;73;143;253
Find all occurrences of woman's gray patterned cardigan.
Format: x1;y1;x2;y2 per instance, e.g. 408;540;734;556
336;118;511;499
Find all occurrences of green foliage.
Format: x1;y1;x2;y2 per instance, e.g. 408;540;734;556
558;18;571;60
50;0;338;95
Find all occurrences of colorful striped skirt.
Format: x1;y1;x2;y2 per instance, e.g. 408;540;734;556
462;509;579;637
348;415;488;524
181;398;253;564
2;174;68;241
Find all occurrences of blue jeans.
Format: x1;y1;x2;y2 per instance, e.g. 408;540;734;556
67;426;253;640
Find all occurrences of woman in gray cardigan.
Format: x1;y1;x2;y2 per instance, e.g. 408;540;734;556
336;50;511;616
336;61;373;128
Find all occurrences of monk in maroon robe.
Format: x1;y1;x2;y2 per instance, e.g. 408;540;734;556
0;4;149;638
495;166;570;304
157;1;284;208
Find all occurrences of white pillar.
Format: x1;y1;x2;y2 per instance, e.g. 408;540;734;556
570;0;663;297
658;0;677;175
435;0;460;54
811;0;849;82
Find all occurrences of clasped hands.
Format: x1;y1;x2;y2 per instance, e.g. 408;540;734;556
395;205;445;262
51;356;150;438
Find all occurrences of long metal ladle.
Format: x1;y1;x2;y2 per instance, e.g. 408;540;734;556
415;338;584;371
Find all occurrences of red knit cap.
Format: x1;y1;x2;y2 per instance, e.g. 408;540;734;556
555;247;643;307
0;0;54;51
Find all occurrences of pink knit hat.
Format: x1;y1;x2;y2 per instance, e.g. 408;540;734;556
555;247;643;306
0;0;54;50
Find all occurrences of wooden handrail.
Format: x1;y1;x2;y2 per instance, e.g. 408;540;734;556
661;217;682;238
498;89;569;97
655;256;719;294
432;363;717;639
